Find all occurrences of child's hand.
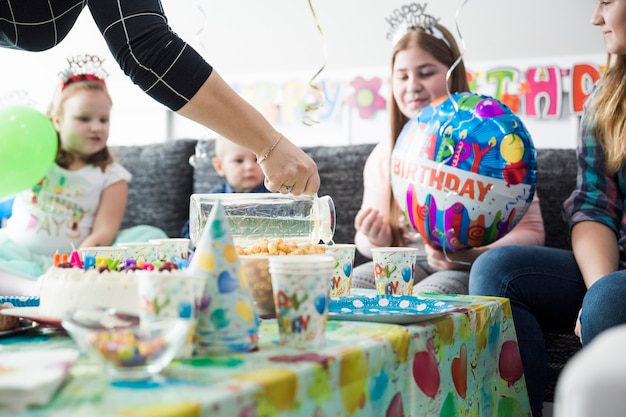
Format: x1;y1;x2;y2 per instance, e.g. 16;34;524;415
354;207;392;247
424;244;482;272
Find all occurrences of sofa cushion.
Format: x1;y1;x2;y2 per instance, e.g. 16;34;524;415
303;143;375;265
535;148;577;250
111;139;196;238
192;142;578;258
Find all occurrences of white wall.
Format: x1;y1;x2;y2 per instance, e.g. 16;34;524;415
0;0;606;148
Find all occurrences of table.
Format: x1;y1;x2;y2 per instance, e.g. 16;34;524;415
1;294;530;417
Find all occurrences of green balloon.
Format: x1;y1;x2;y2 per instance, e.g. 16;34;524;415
0;106;58;200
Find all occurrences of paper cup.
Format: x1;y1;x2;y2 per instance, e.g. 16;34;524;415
371;247;419;295
326;244;356;297
116;242;161;263
268;255;333;348
136;270;206;359
148;238;190;265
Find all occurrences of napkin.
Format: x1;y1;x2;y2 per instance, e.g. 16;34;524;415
188;199;259;355
0;348;79;412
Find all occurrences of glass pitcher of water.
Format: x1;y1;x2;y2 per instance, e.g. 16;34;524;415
188;193;335;248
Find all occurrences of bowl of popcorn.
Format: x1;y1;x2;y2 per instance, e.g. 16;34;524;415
62;307;189;380
238;238;327;317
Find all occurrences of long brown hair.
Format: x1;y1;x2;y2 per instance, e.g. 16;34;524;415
585;53;626;174
47;80;114;172
388;23;470;246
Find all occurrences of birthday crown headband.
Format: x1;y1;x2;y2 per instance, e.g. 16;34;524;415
385;3;450;49
57;54;109;91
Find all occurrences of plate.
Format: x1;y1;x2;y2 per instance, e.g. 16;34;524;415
1;307;62;328
328;294;458;324
0;319;39;337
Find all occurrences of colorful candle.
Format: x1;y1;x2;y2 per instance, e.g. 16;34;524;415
83;255;96;270
96;256;107;268
124;259;137;270
69;250;83;269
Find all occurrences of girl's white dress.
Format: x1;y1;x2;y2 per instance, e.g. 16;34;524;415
0;162;166;279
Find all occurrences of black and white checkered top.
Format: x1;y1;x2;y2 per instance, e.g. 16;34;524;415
0;0;213;110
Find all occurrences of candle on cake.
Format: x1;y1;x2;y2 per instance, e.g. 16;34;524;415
69;250;83;269
188;199;259;355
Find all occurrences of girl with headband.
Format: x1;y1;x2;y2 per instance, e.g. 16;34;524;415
352;3;544;295
0;55;167;296
472;2;626;416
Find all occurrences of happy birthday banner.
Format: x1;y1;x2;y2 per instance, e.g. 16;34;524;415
230;57;604;126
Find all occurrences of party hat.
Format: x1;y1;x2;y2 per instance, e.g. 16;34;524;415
188;199;259;355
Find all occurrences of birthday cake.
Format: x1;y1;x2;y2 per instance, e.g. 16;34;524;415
38;262;181;319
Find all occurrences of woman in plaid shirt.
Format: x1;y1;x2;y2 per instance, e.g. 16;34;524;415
0;0;319;195
470;2;626;415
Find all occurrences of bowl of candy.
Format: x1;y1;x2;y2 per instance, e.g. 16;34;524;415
62;307;190;380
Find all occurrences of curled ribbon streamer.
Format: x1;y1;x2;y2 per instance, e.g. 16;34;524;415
446;0;470;113
302;0;328;126
195;0;208;54
440;0;475;262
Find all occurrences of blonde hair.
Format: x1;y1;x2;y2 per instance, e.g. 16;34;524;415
585;54;626;174
47;80;113;171
388;23;470;246
213;136;233;159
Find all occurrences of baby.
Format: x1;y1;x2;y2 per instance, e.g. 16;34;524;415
209;136;269;193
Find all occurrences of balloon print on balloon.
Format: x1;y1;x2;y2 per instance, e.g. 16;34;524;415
390;92;537;252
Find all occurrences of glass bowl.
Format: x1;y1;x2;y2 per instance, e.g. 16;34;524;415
240;254;277;317
62;307;190;380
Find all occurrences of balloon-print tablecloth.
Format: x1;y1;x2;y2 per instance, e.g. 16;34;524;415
1;294;530;417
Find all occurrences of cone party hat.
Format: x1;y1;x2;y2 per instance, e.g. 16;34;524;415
188;199;259;354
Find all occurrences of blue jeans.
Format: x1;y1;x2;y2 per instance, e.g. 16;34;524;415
470;245;626;416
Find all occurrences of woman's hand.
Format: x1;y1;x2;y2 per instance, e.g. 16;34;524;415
177;72;321;196
574;308;583;343
258;134;320;195
354;207;392;247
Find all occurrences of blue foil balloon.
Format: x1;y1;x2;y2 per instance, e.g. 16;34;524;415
390;92;537;251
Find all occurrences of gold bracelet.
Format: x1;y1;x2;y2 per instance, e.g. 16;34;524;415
256;133;284;164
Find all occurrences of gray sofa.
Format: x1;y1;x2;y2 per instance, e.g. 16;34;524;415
111;138;580;402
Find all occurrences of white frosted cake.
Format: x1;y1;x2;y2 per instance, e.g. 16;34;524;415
39;267;140;319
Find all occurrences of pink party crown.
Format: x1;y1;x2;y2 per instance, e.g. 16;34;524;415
385;3;450;48
57;54;109;90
